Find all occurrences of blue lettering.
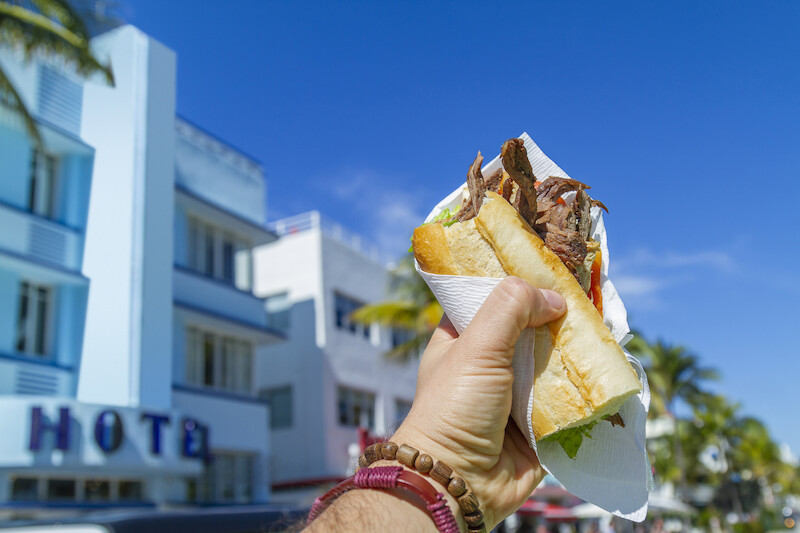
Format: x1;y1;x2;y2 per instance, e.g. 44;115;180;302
93;410;123;452
29;406;70;451
140;413;170;455
181;418;210;462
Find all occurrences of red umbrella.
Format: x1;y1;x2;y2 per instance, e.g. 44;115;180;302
543;503;577;522
517;499;548;516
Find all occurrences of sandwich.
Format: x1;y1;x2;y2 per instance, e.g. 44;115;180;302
412;138;641;459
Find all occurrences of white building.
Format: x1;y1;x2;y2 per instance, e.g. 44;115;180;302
253;212;420;489
0;25;285;515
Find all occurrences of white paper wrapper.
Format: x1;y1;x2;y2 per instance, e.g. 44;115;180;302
416;133;653;521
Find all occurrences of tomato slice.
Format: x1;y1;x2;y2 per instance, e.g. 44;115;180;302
589;250;603;316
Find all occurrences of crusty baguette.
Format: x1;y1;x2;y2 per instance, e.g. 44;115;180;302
413;192;641;440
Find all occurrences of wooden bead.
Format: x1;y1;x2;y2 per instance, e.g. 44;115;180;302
447;476;467;497
373;442;383;459
396;445;419;468
381;442;398;460
358;454;369;468
458;491;480;514
430;461;453;486
464;510;484;527
363;444;379;464
414;454;433;473
381;442;397;461
467;525;486;533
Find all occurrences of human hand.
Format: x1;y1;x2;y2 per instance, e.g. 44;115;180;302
390;276;566;530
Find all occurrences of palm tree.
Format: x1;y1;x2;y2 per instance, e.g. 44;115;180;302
627;333;719;496
350;254;442;362
626;334;719;418
0;0;115;146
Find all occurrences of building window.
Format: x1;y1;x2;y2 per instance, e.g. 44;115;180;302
264;291;291;332
334;292;368;337
391;327;414;349
193;452;254;504
84;479;111;502
395;398;413;427
28;149;57;218
10;477;38;501
9;477;144;503
16;281;51;357
187;216;251;288
47;479;76;501
186;326;253;394
260;386;292;429
338;386;375;430
118;480;143;502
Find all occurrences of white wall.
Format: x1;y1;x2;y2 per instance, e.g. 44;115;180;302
79;26;176;410
253;224;419;482
175;119;265;225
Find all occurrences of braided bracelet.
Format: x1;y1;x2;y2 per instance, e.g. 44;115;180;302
307;466;460;533
358;442;487;533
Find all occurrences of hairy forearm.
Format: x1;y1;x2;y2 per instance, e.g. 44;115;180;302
304;487;441;533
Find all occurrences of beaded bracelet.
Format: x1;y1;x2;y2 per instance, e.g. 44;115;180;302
307;466;460;533
358;441;487;533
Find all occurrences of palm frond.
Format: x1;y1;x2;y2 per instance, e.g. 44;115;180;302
383;332;431;363
0;0;114;85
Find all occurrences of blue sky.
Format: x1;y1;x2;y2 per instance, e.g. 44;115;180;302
128;1;800;454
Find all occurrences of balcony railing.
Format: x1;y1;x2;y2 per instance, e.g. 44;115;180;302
269;211;392;266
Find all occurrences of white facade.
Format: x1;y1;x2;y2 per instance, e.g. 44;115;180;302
253;213;419;486
0;25;284;515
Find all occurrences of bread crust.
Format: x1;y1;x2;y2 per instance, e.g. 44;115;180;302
414;192;641;440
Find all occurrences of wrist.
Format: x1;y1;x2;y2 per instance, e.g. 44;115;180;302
390;426;494;529
363;437;487;533
370;458;466;533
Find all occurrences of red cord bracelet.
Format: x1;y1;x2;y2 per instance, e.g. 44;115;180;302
307;466;460;533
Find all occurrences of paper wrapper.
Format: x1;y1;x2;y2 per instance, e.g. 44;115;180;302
416;133;653;521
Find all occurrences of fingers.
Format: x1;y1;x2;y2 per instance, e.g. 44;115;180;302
457;277;565;366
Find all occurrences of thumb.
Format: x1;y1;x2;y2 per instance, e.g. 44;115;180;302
457;277;566;367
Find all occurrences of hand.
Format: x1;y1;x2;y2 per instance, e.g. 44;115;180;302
391;276;566;530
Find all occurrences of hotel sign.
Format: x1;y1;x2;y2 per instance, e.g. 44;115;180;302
28;406;210;462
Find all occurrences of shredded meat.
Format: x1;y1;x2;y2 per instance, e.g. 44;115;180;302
604;413;625;428
501;139;537;226
450;139;607;289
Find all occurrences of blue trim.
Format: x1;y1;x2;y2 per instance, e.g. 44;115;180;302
176;115;263;166
0;500;155;509
175;184;278;239
0;351;75;371
172;383;269;406
0;246;88;281
174;264;265;303
173;300;287;340
0;198;83;234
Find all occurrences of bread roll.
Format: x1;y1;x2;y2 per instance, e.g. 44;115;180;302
413;192;641;440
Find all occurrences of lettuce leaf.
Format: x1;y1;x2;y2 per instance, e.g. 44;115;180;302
544;420;599;459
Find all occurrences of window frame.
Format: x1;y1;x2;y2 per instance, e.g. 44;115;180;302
337;386;376;430
28;149;58;219
186;215;252;288
185;325;253;395
15;280;53;358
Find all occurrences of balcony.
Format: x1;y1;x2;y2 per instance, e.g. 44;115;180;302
0;354;74;396
173;266;270;329
0;200;83;273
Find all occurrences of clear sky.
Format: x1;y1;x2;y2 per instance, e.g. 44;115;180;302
127;1;800;454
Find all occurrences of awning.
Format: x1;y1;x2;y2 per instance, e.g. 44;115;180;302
517;500;577;521
543;503;577;522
